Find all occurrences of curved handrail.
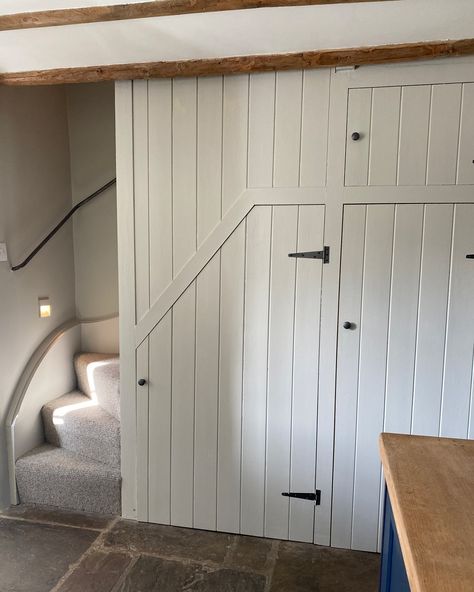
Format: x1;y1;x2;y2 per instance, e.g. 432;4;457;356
5;314;118;503
11;179;116;271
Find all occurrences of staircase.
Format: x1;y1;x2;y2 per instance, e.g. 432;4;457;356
15;353;121;515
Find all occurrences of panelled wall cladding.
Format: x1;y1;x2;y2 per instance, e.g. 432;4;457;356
116;61;474;553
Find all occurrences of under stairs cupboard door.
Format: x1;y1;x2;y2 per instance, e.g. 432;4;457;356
333;203;474;553
137;204;326;544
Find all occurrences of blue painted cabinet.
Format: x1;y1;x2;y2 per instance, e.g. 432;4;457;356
379;490;411;592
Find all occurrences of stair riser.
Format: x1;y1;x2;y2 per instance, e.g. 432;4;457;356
15;445;122;515
16;472;121;515
43;412;120;468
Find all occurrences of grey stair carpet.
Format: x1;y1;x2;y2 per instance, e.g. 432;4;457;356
15;352;121;515
74;353;120;420
16;444;121;515
42;391;120;468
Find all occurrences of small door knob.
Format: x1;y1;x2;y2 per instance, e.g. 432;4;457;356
138;378;147;386
351;132;361;141
343;321;353;330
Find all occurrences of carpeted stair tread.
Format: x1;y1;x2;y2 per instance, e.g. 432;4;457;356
16;444;121;515
42;391;120;468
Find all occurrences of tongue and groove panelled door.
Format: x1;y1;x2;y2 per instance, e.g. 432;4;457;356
333;202;474;552
137;203;326;542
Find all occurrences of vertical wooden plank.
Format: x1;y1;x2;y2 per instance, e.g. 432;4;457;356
171;283;196;527
136;337;149;521
289;205;324;543
217;222;245;533
368;86;401;186
352;205;394;552
384;204;423;434
397;85;431;186
133;80;150;321
265;205;298;540
240;206;272;537
332;205;366;549
173;77;197;276
426;84;462;185
457;84;474;184
247;72;276;188
345;88;372;187
412;204;453;436
197;76;223;247
222;74;249;215
273;71;303;188
194;254;220;530
148;311;172;525
299;70;330;187
440;204;474;438
115;80;137;519
149;79;173;304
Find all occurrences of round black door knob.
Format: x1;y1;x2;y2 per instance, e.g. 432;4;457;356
138;378;147;386
351;132;361;141
343;321;353;330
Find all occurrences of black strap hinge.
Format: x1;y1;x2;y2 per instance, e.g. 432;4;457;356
282;490;321;505
467;254;474;259
288;246;329;264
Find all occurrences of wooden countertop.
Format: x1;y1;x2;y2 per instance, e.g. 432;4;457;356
380;433;474;592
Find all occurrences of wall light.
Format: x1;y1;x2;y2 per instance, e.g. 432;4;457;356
38;297;51;318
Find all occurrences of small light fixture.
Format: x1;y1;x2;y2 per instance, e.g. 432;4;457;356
38;297;51;318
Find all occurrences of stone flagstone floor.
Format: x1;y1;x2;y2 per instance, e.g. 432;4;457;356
0;505;380;591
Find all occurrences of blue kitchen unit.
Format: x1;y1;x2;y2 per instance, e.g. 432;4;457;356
379;491;410;592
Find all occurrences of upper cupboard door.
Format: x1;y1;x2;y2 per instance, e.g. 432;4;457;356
333;203;474;552
345;83;474;187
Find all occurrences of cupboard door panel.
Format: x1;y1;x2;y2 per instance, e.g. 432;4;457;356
171;283;196;527
290;205;325;542
264;206;298;539
217;222;246;534
426;84;462;185
397;85;431;186
240;207;272;537
457;84;474;185
368;87;401;186
332;205;367;549
148;312;172;525
412;205;453;436
335;202;473;552
345;88;372;186
351;205;394;552
440;204;474;437
194;254;220;530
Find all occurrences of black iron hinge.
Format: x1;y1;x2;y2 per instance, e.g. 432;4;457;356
467;254;474;259
288;246;330;264
282;490;321;505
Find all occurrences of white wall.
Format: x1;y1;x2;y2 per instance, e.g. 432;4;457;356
66;81;118;320
1;1;474;73
0;85;76;508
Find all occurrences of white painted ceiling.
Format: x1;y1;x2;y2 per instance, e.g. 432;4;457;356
1;0;474;73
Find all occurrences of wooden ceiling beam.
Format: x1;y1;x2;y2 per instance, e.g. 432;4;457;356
0;0;396;31
1;38;473;86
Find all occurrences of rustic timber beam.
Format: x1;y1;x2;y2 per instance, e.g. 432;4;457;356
0;0;396;31
1;39;473;86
